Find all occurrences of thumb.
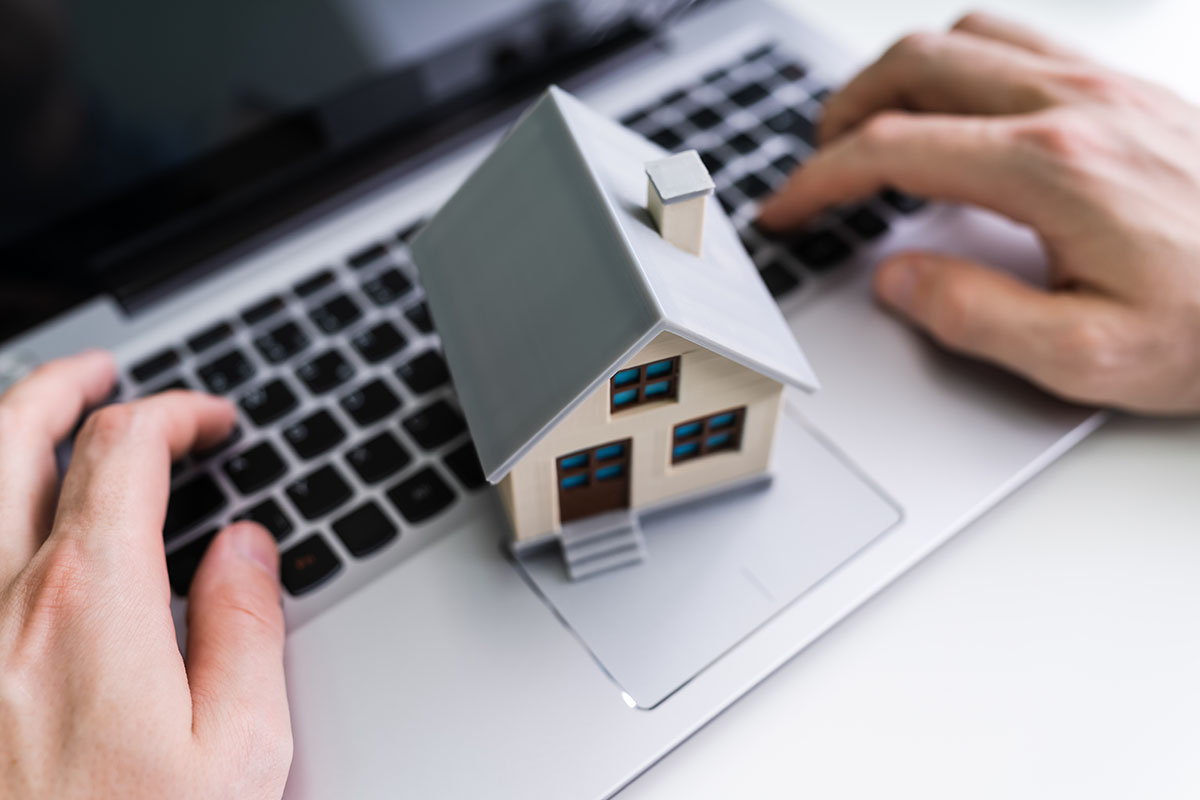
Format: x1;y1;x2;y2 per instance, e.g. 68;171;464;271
185;522;292;767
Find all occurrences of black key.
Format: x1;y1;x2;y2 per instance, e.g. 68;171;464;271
280;535;342;596
239;379;298;427
844;207;890;240
346;431;411;485
759;261;802;297
361;268;414;306
286;465;353;520
702;66;728;83
726;132;758;154
771;153;799;176
332;502;398;558
405;303;433;334
620;109;648;127
734;173;772;199
402;400;466;450
198;350;255;394
811;87;831;104
241;296;285;326
444;442;486;491
730;83;769;107
294;269;336;298
743;43;774;62
348;242;389;270
130;349;180;384
718;192;738;215
660;88;687;106
881;188;927;214
687;107;722;130
297;350;355;395
186;322;233;354
223;441;287;495
778;61;807;82
765;108;815;144
309;294;362;334
791;229;852;271
351;321;407;364
193;425;243;462
396;351;450;394
254;320;310;364
387;467;456;524
144;376;189;396
284;409;346;460
340;379;401;427
164;474;227;541
648;128;683;150
166;529;217;596
699;150;725;175
396;219;426;245
235;497;294;542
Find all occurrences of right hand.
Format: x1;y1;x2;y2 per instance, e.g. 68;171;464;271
758;12;1200;414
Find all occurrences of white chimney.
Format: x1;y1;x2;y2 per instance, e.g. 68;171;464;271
645;150;715;257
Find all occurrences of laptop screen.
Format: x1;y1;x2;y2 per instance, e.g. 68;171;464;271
0;0;695;342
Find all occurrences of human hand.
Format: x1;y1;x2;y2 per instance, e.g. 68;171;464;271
0;351;292;799
757;12;1200;414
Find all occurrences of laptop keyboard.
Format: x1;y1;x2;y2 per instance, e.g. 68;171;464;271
118;41;924;607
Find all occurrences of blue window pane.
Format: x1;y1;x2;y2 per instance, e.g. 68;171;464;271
706;433;731;450
559;453;587;470
595;443;624;461
561;473;588;490
644;380;671;398
596;464;624;481
674;421;702;439
613;388;638;406
645;359;674;378
613;368;640;387
673;442;698;460
709;412;735;429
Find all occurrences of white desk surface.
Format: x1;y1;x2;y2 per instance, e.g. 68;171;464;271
623;2;1200;798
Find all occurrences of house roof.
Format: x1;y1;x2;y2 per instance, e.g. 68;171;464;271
410;86;819;484
646;150;714;203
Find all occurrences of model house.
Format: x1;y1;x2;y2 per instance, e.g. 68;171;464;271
411;87;818;579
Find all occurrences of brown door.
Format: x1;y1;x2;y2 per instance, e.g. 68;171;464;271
556;438;632;523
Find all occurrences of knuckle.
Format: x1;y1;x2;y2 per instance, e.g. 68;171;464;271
858;110;911;149
890;30;942;64
1049;318;1127;396
26;539;95;618
1056;68;1131;105
925;276;980;347
77;403;144;449
1014;111;1105;171
951;11;991;32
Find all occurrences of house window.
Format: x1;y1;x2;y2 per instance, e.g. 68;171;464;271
671;406;746;464
610;356;680;412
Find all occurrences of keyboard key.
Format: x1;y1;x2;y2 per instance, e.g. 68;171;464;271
286;465;353;520
294;269;336;298
348;242;389;270
811;87;831;104
253;320;310;364
235;497;294;542
186;322;233;354
346;431;411;485
620;109;649;127
765;108;815;144
699;150;725;175
340;379;401;426
402;400;466;450
444;442;486;490
239;379;298;427
770;153;799;176
361;268;414;306
735;173;773;199
778;61;807;82
241;295;285;326
791;229;852;271
758;261;802;297
844;207;890;240
193;425;243;462
726;132;758;154
743;43;774;62
280;535;342;596
718;193;738;214
223;441;287;495
297;350;355;395
730;83;770;107
687;107;722;130
881;188;927;214
164;474;227;541
310;294;362;334
351;321;407;364
332;502;398;558
198;350;255;394
702;66;728;84
405;303;433;333
283;409;346;460
387;467;456;524
144;377;189;396
648;128;683;150
130;348;180;384
166;529;217;596
396;350;450;394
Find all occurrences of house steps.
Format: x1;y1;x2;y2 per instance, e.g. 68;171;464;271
559;510;647;581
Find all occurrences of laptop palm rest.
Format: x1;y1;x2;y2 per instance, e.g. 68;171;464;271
513;403;901;708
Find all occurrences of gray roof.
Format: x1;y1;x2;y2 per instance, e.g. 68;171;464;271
646;150;715;203
410;86;819;484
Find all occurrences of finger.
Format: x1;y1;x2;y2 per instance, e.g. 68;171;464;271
952;11;1089;62
873;251;1140;405
0;350;115;577
186;522;291;785
819;29;1059;145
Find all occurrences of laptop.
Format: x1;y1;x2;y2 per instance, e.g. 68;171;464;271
0;1;1104;797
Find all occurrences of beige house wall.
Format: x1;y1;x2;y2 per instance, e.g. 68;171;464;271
499;331;785;542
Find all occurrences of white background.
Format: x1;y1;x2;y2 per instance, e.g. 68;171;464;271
622;2;1200;797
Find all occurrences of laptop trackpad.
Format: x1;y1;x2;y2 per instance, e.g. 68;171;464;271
513;404;901;708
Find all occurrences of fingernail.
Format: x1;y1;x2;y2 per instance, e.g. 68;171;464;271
230;523;279;577
876;257;920;311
